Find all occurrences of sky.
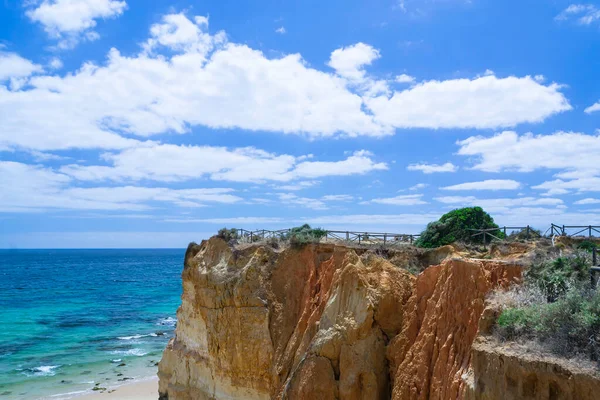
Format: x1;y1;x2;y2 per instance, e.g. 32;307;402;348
1;0;600;248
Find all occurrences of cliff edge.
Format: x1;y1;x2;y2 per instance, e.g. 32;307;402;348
157;237;598;399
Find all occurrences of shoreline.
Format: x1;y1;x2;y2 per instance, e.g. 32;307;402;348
70;376;158;400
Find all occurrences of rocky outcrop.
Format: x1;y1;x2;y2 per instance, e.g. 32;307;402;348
386;259;521;400
158;238;599;400
463;337;600;400
158;239;415;400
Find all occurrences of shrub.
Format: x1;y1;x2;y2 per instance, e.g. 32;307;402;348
525;253;591;301
578;240;598;253
496;287;600;362
286;224;327;248
415;207;503;248
217;227;239;242
495;252;600;363
507;227;542;241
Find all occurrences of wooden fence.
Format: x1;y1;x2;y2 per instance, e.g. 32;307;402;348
235;223;599;249
549;224;600;238
236;228;420;247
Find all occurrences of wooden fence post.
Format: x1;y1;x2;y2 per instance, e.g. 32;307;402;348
346;231;349;241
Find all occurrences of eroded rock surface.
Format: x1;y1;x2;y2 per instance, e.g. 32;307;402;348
158;238;599;400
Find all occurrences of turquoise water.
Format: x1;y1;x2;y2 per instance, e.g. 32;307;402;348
0;249;183;399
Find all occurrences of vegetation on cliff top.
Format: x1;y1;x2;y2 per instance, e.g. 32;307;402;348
495;253;599;364
415;207;503;248
286;224;327;247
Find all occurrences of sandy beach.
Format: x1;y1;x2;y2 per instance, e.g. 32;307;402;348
76;377;159;399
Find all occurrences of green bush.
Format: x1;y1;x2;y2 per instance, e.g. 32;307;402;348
496;288;600;361
507;227;542;241
286;224;327;248
525;254;590;302
578;240;598;253
495;252;599;363
217;227;239;242
415;207;503;248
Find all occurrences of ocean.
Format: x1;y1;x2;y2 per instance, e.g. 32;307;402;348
0;249;183;400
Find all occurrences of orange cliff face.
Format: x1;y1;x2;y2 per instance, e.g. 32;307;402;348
157;237;525;400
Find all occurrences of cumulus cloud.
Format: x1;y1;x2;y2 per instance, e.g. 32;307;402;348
275;26;286;34
0;161;244;212
59;145;387;183
441;179;521;191
0;13;574;152
0;51;43;81
395;74;415;84
457;131;600;194
407;162;457;173
409;183;429;190
365;194;427;205
584;101;600;114
26;0;127;48
328;42;381;80
574;198;600;205
366;75;571;130
556;4;600;25
322;194;353;201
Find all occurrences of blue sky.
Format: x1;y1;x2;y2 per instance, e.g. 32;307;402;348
1;0;600;248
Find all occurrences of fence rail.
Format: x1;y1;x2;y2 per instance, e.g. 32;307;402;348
233;223;599;249
235;228;420;246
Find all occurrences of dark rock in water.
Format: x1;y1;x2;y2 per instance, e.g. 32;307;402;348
80;371;92;375
118;363;126;367
60;380;72;384
118;377;132;381
1;392;13;396
117;373;123;377
155;331;165;336
91;387;106;391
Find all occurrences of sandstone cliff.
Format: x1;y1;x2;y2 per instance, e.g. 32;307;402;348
158;238;597;400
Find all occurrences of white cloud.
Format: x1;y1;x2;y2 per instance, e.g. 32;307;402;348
584;101;600;114
441;179;521;191
0;52;43;81
48;57;63;69
457;131;600;194
0;161;241;212
532;177;600;194
171;213;439;227
574;198;600;205
366;75;571;129
328;42;380;80
435;195;563;211
277;193;327;210
409;183;428;190
275;180;320;191
366;194;427;205
26;0;127;48
1;14;573;153
59;145;387;183
556;4;600;25
322;194;353;201
395;73;415;84
144;13;223;55
457;131;600;173
407;162;457;173
164;216;285;225
275;26;286;34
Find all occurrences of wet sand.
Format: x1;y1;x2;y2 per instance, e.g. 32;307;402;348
76;377;158;399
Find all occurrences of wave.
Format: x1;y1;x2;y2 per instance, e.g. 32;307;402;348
156;317;177;327
117;333;158;340
21;365;61;377
110;348;148;357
